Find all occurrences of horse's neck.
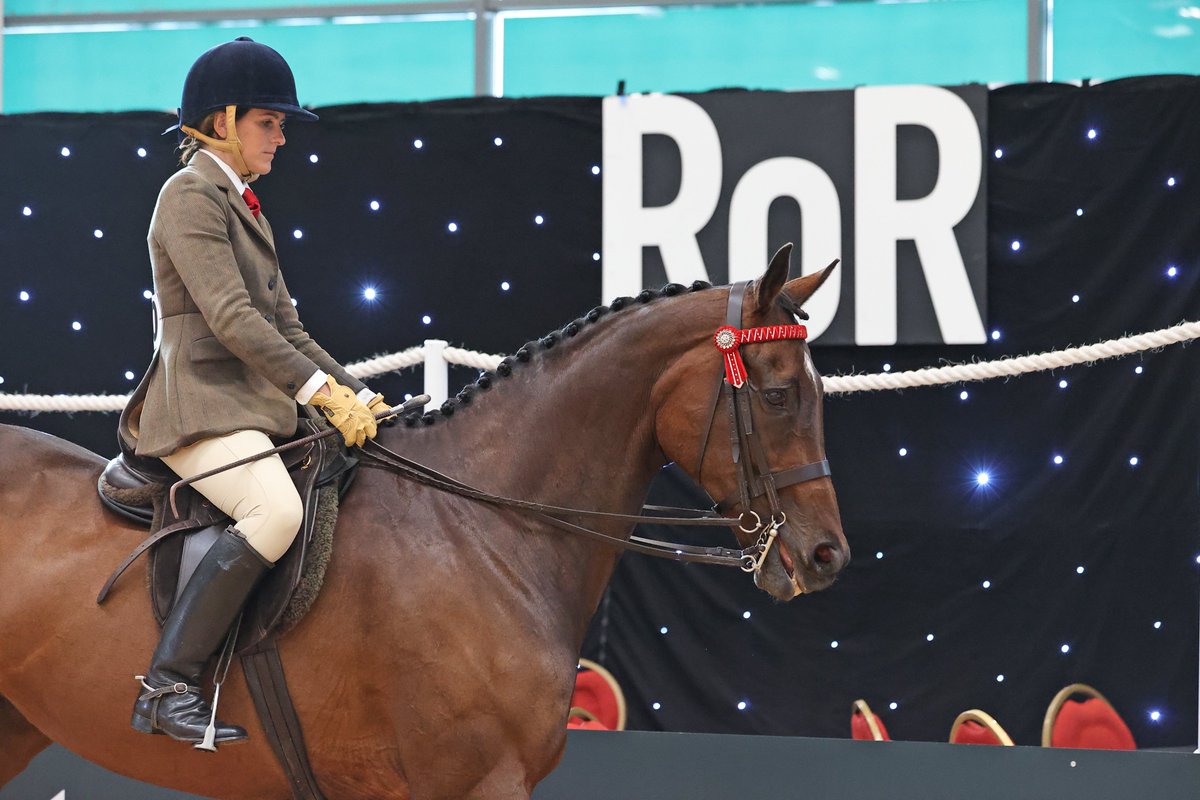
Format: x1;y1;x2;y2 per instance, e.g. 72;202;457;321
373;299;712;638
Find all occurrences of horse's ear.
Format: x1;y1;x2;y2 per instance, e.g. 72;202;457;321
782;258;840;310
752;243;794;310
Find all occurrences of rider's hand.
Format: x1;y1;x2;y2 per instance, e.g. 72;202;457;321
366;393;396;422
307;376;377;447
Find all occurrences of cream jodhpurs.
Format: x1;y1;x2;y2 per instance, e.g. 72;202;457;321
161;430;302;563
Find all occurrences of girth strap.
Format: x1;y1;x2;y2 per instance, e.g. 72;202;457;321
241;639;327;800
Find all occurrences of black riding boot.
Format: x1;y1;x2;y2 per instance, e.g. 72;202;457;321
131;526;271;744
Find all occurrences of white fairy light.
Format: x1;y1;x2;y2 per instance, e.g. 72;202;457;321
1053;455;1064;465
124;371;135;380
889;702;898;710
898;448;907;457
413;139;424;149
1166;177;1176;187
882;363;892;372
534;214;544;225
422;315;432;325
994;148;1003;158
369;200;380;211
926;633;934;642
737;701;748;711
1129;456;1139;467
592;165;601;175
1010;240;1021;251
1149;710;1161;722
1167;265;1178;278
448;222;458;233
1072;294;1080;303
1154;621;1163;629
660;626;668;634
93;229;104;238
362;287;377;301
1059;379;1068;389
1135;366;1144;375
500;281;511;291
960;390;969;401
1087;128;1097;140
137;147;147;158
830;640;839;649
976;471;990;486
308;154;319;163
142;289;153;300
292;229;303;239
22;206;32;216
652;702;661;710
991;330;1001;341
742;611;751;619
1075;208;1083;216
19;290;30;302
996;674;1005;682
60;146;71;157
876;551;884;559
982;580;991;589
1061;644;1071;654
1076;565;1085;574
71;321;82;331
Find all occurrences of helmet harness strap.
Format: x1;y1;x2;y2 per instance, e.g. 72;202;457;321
181;105;257;182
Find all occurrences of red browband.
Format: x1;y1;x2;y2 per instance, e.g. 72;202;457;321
713;324;808;388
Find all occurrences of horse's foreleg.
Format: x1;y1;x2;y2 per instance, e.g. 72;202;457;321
464;756;532;800
0;696;50;787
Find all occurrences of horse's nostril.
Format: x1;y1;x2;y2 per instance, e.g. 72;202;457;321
814;544;837;566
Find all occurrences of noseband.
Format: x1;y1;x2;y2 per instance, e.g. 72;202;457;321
695;281;833;571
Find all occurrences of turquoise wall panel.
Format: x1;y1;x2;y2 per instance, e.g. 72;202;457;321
502;0;1026;97
4;20;475;113
1055;0;1200;82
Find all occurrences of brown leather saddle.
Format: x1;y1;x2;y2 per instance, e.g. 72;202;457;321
97;414;356;652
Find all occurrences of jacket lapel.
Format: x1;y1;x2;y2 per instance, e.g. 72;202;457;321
190;153;275;251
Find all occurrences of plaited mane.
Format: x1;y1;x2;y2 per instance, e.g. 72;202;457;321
401;281;716;427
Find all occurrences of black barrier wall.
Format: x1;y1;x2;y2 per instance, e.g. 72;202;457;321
6;734;1200;800
1;79;1199;761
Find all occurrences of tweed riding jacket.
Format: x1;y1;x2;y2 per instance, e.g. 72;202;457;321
120;152;366;457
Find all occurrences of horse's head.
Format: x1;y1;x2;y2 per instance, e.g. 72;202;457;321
653;244;848;600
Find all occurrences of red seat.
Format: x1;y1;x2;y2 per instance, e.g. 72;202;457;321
1043;684;1135;750
850;699;890;741
568;658;626;731
949;710;1014;746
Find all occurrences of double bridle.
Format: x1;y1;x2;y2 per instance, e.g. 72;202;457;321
359;281;832;574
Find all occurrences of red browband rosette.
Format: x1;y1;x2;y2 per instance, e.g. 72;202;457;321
713;324;808;388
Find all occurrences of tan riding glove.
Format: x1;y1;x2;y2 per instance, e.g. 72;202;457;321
308;376;377;447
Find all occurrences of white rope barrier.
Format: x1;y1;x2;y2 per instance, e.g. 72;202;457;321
822;320;1200;395
2;320;1197;413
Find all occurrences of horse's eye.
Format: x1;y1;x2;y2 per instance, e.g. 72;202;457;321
763;389;787;407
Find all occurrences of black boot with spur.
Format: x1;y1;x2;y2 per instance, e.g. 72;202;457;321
131;526;271;745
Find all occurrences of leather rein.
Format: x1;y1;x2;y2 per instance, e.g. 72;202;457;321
357;281;832;574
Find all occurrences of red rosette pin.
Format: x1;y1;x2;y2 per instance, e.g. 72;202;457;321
713;325;747;388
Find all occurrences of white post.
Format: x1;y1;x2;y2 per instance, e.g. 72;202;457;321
423;339;448;408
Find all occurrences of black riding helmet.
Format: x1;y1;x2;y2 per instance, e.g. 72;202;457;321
165;36;318;134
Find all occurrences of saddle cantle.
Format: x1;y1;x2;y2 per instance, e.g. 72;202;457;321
98;415;357;652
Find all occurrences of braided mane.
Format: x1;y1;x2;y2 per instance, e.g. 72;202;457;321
401;280;716;427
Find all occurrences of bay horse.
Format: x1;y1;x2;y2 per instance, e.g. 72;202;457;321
0;245;847;799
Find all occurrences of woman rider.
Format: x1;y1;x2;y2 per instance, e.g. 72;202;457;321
118;37;386;746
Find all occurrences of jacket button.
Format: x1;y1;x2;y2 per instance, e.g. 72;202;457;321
287;381;296;390
268;278;277;290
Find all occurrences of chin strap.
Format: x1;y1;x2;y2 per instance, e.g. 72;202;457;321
181;104;258;182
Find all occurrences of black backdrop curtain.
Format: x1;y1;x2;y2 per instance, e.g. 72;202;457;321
2;77;1197;748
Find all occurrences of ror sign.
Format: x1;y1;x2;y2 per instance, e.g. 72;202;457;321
601;85;988;345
